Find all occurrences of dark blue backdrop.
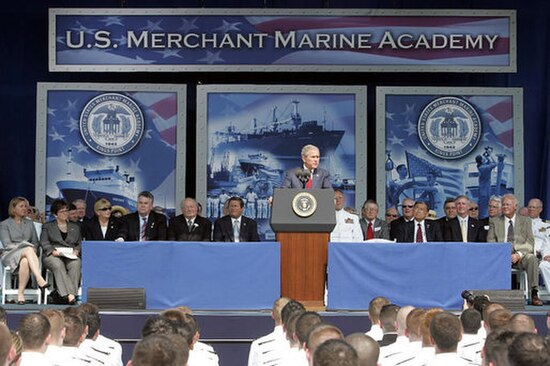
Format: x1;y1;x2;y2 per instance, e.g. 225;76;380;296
1;0;549;219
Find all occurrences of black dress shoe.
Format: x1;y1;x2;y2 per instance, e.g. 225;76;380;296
531;289;544;306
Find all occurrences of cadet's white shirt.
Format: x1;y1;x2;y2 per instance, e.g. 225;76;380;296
366;324;383;341
279;347;308;366
79;337;123;366
457;333;483;365
330;209;363;242
248;325;290;366
96;334;123;366
379;335;410;361
380;341;422;366
20;351;53;366
424;352;470;366
188;341;219;366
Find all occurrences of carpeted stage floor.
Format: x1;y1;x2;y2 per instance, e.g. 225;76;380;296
3;304;550;366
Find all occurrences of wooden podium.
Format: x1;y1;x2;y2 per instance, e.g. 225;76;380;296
271;188;335;307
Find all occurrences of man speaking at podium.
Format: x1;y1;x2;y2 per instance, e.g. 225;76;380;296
282;144;332;189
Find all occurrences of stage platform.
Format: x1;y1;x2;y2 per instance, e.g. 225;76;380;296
3;305;549;366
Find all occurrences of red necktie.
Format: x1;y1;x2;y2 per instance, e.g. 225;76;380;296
306;177;312;189
366;222;374;240
415;223;423;243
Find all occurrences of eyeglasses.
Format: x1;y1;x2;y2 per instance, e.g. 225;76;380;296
386;214;398;218
98;207;112;211
469;207;479;211
57;209;69;214
402;205;414;209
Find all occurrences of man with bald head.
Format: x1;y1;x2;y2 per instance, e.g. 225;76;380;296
345;333;379;366
526;198;550;254
168;198;212;241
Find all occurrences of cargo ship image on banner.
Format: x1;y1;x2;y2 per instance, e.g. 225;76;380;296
55;149;137;217
211;100;345;157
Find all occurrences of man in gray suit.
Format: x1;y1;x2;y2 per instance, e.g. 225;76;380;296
487;193;543;306
359;199;390;240
282;144;332;189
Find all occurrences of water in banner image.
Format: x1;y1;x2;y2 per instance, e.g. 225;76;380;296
207;94;357;240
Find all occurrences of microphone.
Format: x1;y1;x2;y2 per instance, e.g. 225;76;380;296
295;168;311;189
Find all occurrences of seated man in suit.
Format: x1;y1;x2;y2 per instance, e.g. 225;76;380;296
359;199;390;240
487;193;542;306
116;191;167;241
213;196;260;242
395;201;443;243
390;198;415;241
436;198;457;232
442;195;485;242
282;144;332;189
479;196;502;242
168;198;212;241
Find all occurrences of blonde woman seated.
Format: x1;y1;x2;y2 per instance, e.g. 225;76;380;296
40;199;81;305
0;197;49;304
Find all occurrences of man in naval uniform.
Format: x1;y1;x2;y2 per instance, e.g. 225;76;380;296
330;189;362;242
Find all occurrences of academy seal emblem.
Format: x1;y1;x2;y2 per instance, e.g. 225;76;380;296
292;192;317;218
80;93;144;156
418;97;481;159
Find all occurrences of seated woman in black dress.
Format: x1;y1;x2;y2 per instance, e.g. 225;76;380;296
40;199;81;304
82;198;121;241
0;197;49;304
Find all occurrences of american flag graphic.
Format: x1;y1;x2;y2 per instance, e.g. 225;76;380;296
51;10;514;69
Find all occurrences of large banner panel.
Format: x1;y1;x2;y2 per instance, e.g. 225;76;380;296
376;87;523;219
49;8;516;73
197;85;367;241
36;83;186;218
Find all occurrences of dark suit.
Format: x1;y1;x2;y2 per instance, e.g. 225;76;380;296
395;220;443;243
443;217;485;242
390;216;411;241
478;217;491;242
359;218;390;240
282;167;332;189
117;212;167;241
213;215;260;242
82;216;122;241
167;215;212;241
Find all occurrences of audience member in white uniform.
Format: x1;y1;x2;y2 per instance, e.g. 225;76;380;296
306;324;344;366
366;297;391;341
330;189;363;242
280;311;308;366
380;308;426;366
0;323;16;366
248;297;291;366
59;313;94;365
457;309;483;365
345;333;379;366
480;329;515;366
509;313;537;334
17;313;53;366
313;339;358;366
127;334;189;366
378;304;400;347
508;332;550;366
378;306;414;360
41;308;67;365
79;306;123;366
425;312;469;366
526;198;550;254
